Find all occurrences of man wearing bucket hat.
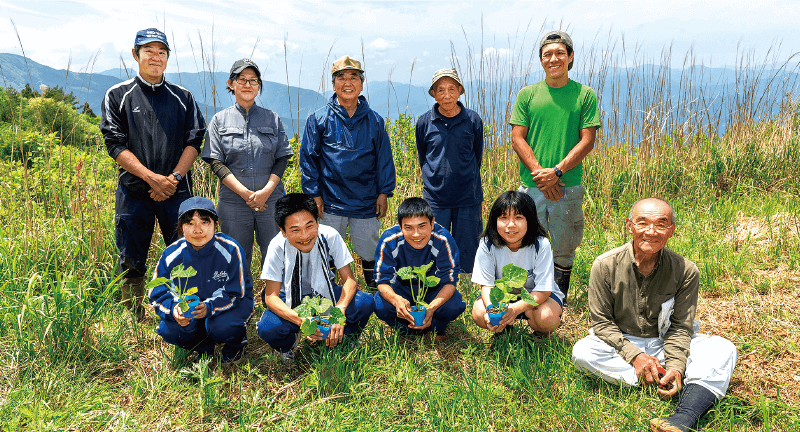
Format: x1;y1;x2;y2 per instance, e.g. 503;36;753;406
101;28;206;319
415;68;484;273
509;30;601;302
300;55;396;292
148;197;254;363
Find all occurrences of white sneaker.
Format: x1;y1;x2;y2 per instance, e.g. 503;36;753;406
348;334;365;350
280;350;295;363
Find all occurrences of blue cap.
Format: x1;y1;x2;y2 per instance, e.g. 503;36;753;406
134;28;170;51
179;197;217;220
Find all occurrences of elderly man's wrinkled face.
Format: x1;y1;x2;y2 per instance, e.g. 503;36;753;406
626;199;675;257
433;77;462;113
333;70;363;106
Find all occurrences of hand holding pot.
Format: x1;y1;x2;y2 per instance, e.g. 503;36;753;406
325;323;345;347
173;302;206;327
486;302;518;333
391;295;416;324
408;306;434;330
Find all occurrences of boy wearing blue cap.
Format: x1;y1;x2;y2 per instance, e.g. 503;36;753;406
148;197;254;363
101;28;206;319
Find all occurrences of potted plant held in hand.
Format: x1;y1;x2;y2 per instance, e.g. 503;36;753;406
146;264;201;320
487;263;539;326
294;296;346;340
397;261;440;326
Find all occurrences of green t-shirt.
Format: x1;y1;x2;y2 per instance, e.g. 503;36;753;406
509;80;601;188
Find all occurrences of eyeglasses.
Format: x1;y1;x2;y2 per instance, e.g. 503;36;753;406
631;221;673;233
235;78;260;86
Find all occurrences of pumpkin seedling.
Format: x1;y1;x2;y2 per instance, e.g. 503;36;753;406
294;296;345;339
146;264;201;318
486;263;539;326
397;261;440;326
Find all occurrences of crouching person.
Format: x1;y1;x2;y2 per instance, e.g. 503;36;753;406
373;198;466;341
149;197;254;363
572;198;737;432
257;193;375;362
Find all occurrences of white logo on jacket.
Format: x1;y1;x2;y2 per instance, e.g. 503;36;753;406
212;271;228;281
133;106;141;113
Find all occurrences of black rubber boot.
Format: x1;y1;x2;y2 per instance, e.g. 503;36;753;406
650;384;717;432
121;276;146;321
361;259;377;292
553;264;572;303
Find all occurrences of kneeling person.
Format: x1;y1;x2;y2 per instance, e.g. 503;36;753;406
572;198;737;432
149;197;254;363
373;198;466;339
257;193;375;359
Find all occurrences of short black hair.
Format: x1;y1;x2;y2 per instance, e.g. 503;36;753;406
176;209;218;237
332;70;366;86
275;193;319;230
397;197;434;225
227;67;263;95
482;191;547;249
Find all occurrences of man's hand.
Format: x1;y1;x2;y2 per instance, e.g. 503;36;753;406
656;369;683;400
632;352;663;387
390;295;415;324
313;196;325;220
376;193;389;219
326;323;345;347
247;189;270;211
532;168;564;201
147;173;177;200
408;305;434;330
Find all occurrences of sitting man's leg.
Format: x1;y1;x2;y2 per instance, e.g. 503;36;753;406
257;307;300;353
333;285;375;336
156;318;214;356
571;329;643;386
651;335;737;432
428;289;467;335
206;298;254;363
373;290;406;333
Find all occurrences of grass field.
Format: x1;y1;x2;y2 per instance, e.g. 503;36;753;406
2;33;800;431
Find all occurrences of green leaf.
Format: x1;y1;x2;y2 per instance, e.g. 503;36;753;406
501;263;527;289
415;261;434;277
317;298;334;314
520;290;539;307
178;301;189;312
328;307;345;325
495;280;507;293
397;266;415;280
185;287;198;296
300;318;318;336
146;277;170;289
294;301;315;318
424;276;440;288
489;287;505;307
170;264;197;280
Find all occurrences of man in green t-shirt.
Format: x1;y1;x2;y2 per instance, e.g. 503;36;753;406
509;30;601;302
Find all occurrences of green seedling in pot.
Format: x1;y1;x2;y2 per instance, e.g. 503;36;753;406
294;296;346;339
397;261;440;326
487;263;539;326
146;264;200;317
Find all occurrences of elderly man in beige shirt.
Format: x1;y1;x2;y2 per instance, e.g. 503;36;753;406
572;198;737;432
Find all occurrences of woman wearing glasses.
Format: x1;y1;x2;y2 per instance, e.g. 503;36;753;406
202;59;293;277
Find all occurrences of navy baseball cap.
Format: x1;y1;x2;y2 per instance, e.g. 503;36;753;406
230;59;261;77
134;28;170;51
179;197;217;220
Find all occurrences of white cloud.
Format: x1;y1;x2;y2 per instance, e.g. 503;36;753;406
368;38;397;51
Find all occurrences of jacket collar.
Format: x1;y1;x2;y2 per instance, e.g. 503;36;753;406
136;73;165;91
431;101;466;123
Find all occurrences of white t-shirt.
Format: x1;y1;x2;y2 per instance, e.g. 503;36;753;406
471;236;564;303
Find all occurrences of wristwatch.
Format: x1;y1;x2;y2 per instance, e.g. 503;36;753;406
553;166;563;178
171;172;183;181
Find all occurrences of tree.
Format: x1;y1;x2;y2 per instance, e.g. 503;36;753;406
43;86;78;109
81;102;96;118
21;83;37;99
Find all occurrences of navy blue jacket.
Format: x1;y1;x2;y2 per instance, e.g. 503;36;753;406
300;94;396;218
149;233;254;322
374;222;460;300
415;102;484;208
101;75;206;197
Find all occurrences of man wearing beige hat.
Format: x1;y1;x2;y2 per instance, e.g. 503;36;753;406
510;30;601;302
300;55;396;291
415;68;484;273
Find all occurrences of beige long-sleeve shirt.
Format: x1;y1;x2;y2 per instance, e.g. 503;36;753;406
588;242;699;375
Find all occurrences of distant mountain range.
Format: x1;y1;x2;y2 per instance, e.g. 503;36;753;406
3;52;799;140
0;53;434;136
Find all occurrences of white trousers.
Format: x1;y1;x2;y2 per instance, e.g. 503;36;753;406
572;329;737;398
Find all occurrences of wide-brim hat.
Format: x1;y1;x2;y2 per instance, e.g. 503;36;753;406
428;68;464;97
179;196;218;220
331;55;364;75
540;30;574;71
230;58;261;77
134;28;170;51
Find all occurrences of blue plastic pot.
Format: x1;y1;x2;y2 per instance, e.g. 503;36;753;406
409;305;426;327
487;304;507;327
318;318;332;340
184;295;201;319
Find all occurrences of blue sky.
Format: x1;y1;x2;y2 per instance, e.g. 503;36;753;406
1;0;799;91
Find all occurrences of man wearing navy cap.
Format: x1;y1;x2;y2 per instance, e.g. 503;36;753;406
101;28;206;319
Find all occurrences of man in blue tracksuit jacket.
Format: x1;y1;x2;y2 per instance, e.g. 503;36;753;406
101;28;206;319
149;197;254;363
373;198;466;340
300;55;396;291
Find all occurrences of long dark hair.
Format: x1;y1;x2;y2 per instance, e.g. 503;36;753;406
482;191;547;249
